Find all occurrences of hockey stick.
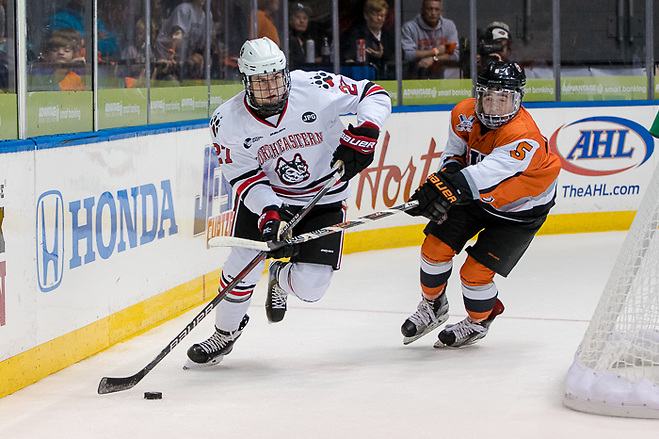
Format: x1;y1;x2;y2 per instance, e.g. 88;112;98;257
97;162;345;394
208;200;419;252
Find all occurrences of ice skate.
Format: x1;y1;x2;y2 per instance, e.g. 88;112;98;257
183;314;249;369
434;299;505;348
266;261;288;323
401;293;449;345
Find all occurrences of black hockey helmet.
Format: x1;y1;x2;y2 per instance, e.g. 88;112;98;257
475;62;526;129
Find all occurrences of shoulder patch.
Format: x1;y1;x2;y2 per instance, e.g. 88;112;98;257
310;71;335;89
210;114;222;137
456;114;475;132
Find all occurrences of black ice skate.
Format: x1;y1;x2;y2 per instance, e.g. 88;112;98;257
266;261;288;323
401;293;449;345
434;298;505;348
183;314;249;369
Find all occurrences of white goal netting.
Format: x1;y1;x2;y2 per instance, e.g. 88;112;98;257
564;164;659;419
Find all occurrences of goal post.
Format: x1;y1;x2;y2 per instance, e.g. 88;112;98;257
563;158;659;419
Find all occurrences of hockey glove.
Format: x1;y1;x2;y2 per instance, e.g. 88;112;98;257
407;171;470;223
331;122;380;182
440;159;466;176
259;205;300;259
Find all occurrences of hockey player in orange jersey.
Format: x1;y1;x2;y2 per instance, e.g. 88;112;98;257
402;61;561;348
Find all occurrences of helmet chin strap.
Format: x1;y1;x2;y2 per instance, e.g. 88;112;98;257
248;100;283;119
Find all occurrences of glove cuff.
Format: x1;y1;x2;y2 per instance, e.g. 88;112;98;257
258;205;281;232
354;121;380;138
340;122;380;154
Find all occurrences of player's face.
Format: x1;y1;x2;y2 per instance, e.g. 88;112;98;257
250;71;288;106
481;89;515;115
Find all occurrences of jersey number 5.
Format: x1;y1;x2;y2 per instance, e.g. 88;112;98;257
213;143;233;164
510;142;532;160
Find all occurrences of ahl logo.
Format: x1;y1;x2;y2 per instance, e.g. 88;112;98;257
302;111;317;123
36;190;65;292
549;116;654;176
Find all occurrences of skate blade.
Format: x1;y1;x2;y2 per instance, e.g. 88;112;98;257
402;316;448;345
432;334;486;349
182;356;224;370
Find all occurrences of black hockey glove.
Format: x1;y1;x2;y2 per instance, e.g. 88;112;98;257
331;122;380;182
259;205;300;259
407;171;471;223
440;159;466;176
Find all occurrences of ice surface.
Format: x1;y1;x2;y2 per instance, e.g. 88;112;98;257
1;232;656;438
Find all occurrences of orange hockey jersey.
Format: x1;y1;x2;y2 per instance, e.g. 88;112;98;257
442;98;561;221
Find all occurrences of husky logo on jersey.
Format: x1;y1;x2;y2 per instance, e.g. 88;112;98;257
302;111;317;123
311;72;334;89
456;114;475;132
243;136;263;149
276;153;310;185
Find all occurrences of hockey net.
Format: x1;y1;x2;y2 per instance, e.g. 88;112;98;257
564;165;659;419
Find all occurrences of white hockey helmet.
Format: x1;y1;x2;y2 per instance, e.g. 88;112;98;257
238;37;291;115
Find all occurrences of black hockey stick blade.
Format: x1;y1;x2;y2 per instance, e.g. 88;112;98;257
98;369;147;394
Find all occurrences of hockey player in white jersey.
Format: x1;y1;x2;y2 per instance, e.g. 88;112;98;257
185;37;391;367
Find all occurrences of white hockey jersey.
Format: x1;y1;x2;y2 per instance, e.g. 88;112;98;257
209;70;391;216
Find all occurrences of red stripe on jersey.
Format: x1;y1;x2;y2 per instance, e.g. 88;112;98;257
363;85;385;98
236;171;267;199
272;179;343;196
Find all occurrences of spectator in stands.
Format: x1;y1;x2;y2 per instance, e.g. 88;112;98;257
477;21;512;75
153;0;207;81
288;2;316;70
150;0;165;48
0;3;8;90
340;0;394;79
31;28;85;91
257;0;281;47
120;18;147;88
48;0;117;59
401;0;458;79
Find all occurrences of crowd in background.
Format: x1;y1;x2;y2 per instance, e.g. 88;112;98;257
11;0;648;93
20;0;508;91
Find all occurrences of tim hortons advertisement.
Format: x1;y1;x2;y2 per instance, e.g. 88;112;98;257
342;106;658;227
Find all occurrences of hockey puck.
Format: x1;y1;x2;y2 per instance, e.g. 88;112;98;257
144;391;162;400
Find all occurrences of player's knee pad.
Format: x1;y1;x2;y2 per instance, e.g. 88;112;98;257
222;247;267;287
460;256;497;320
421;234;457;264
288;262;333;303
460;255;495;286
